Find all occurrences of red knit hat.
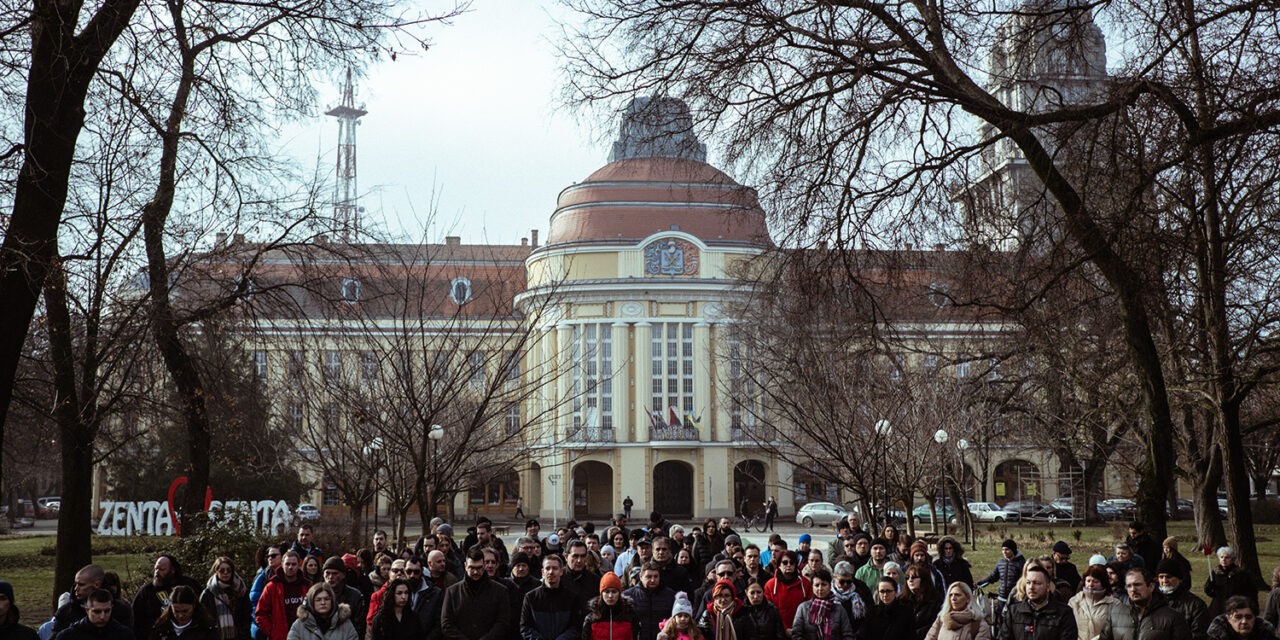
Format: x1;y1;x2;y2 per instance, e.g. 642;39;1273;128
712;579;737;598
600;571;623;593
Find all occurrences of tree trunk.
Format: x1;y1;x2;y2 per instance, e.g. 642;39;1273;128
44;264;96;604
1194;446;1228;552
0;0;142;513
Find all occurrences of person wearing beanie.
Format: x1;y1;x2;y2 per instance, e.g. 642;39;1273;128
695;580;742;640
0;580;39;640
975;539;1024;621
1161;538;1193;584
656;593;701;640
854;541;890;593
1051;541;1081;593
764;551;812;633
582;572;639;640
321;557;366;639
797;535;813;568
1155;559;1209;637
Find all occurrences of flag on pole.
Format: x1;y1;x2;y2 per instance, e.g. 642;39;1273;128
668;406;682;428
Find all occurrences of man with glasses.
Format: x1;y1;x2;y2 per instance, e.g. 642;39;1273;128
763;550;811;633
831;561;871;632
364;559;407;628
705;535;744;575
442;550;510;640
1205;596;1276;639
563;540;602;608
1098;567;1191;640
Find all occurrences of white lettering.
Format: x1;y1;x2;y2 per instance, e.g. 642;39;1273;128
97;502;115;535
96;499;292;536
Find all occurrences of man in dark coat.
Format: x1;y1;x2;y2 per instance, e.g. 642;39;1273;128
0;581;39;640
1125;522;1163;573
520;555;582;640
407;557;444;640
998;565;1077;640
442;551;509;640
55;590;135;640
131;555;203;639
563;540;602;609
1157;560;1209;640
622;563;675;640
1052;541;1082;593
52;566;133;634
323;557;367;639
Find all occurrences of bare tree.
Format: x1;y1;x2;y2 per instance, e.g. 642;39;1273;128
561;0;1280;577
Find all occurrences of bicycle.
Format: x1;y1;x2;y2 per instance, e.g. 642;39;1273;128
739;511;765;532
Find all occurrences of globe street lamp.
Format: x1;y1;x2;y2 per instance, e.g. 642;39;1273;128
934;429;949;535
875;420;892;530
427;424;444;517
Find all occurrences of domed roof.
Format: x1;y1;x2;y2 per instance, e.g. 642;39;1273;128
543;97;772;249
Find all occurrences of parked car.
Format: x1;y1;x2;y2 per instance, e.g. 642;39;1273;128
294;503;321;523
796;501;850;527
911;500;958;525
1167;499;1194;520
1024;504;1080;523
967;502;1018;523
1099;498;1137;520
36;496;61;517
1001;500;1050;519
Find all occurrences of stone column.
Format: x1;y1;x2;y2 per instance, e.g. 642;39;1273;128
611;322;631;442
693;322;712;442
556;323;574;442
633;322;652;441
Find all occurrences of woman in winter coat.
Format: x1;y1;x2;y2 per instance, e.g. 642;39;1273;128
1067;566;1118;640
368;579;422;640
151;586;219;640
584;573;641;640
734;582;785;640
200;557;252;640
830;563;869;637
1205;547;1258;621
695;580;742;640
932;538;974;591
790;569;854;640
286;584;358;640
901;564;942;640
923;583;991;640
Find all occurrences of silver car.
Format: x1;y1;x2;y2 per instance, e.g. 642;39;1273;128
795;501;850;527
966;502;1018;523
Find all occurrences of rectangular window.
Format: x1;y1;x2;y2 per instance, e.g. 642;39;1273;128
651;322;695;431
728;329;759;437
956;361;972;379
322;476;340;507
321;403;339;432
504;403;521;435
287;350;304;381
361;351;378;384
253;351;268;379
287;403;304;430
323;351;342;382
573;324;613;436
469;351;486;390
924;354;939;373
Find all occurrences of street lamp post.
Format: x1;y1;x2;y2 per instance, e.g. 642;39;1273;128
958;438;973;548
427;424;444;518
934;429;949;536
875;420;892;531
362;436;385;533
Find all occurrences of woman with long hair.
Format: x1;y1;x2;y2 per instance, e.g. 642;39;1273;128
1067;565;1117;640
735;580;785;640
901;563;942;639
151;585;217;640
300;556;324;586
583;572;640;640
368;579;421;640
923;582;991;640
199;557;251;640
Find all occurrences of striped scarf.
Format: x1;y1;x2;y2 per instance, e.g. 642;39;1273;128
205;574;246;640
807;597;834;640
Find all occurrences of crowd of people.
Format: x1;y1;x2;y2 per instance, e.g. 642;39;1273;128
3;512;1280;640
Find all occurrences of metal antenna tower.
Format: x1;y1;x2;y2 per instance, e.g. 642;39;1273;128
326;67;367;242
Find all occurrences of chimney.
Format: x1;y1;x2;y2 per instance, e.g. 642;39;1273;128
934;243;945;251
316;234;329;245
521;237;529;246
215;233;227;248
904;242;913;251
445;236;461;247
530;229;539;248
233;233;245;245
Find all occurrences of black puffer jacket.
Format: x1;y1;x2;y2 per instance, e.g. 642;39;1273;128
734;602;785;640
1163;586;1209;640
996;599;1076;640
1205;614;1277;640
1204;568;1257;621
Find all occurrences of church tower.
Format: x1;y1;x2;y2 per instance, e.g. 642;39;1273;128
965;0;1108;250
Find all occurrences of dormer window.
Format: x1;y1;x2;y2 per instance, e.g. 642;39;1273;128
234;275;256;300
341;277;362;303
450;277;472;305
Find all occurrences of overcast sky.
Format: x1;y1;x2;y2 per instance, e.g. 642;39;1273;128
280;2;610;246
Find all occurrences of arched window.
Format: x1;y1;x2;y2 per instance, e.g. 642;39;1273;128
341;277;361;303
449;277;472;304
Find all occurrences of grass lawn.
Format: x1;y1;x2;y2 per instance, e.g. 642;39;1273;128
0;534;161;626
